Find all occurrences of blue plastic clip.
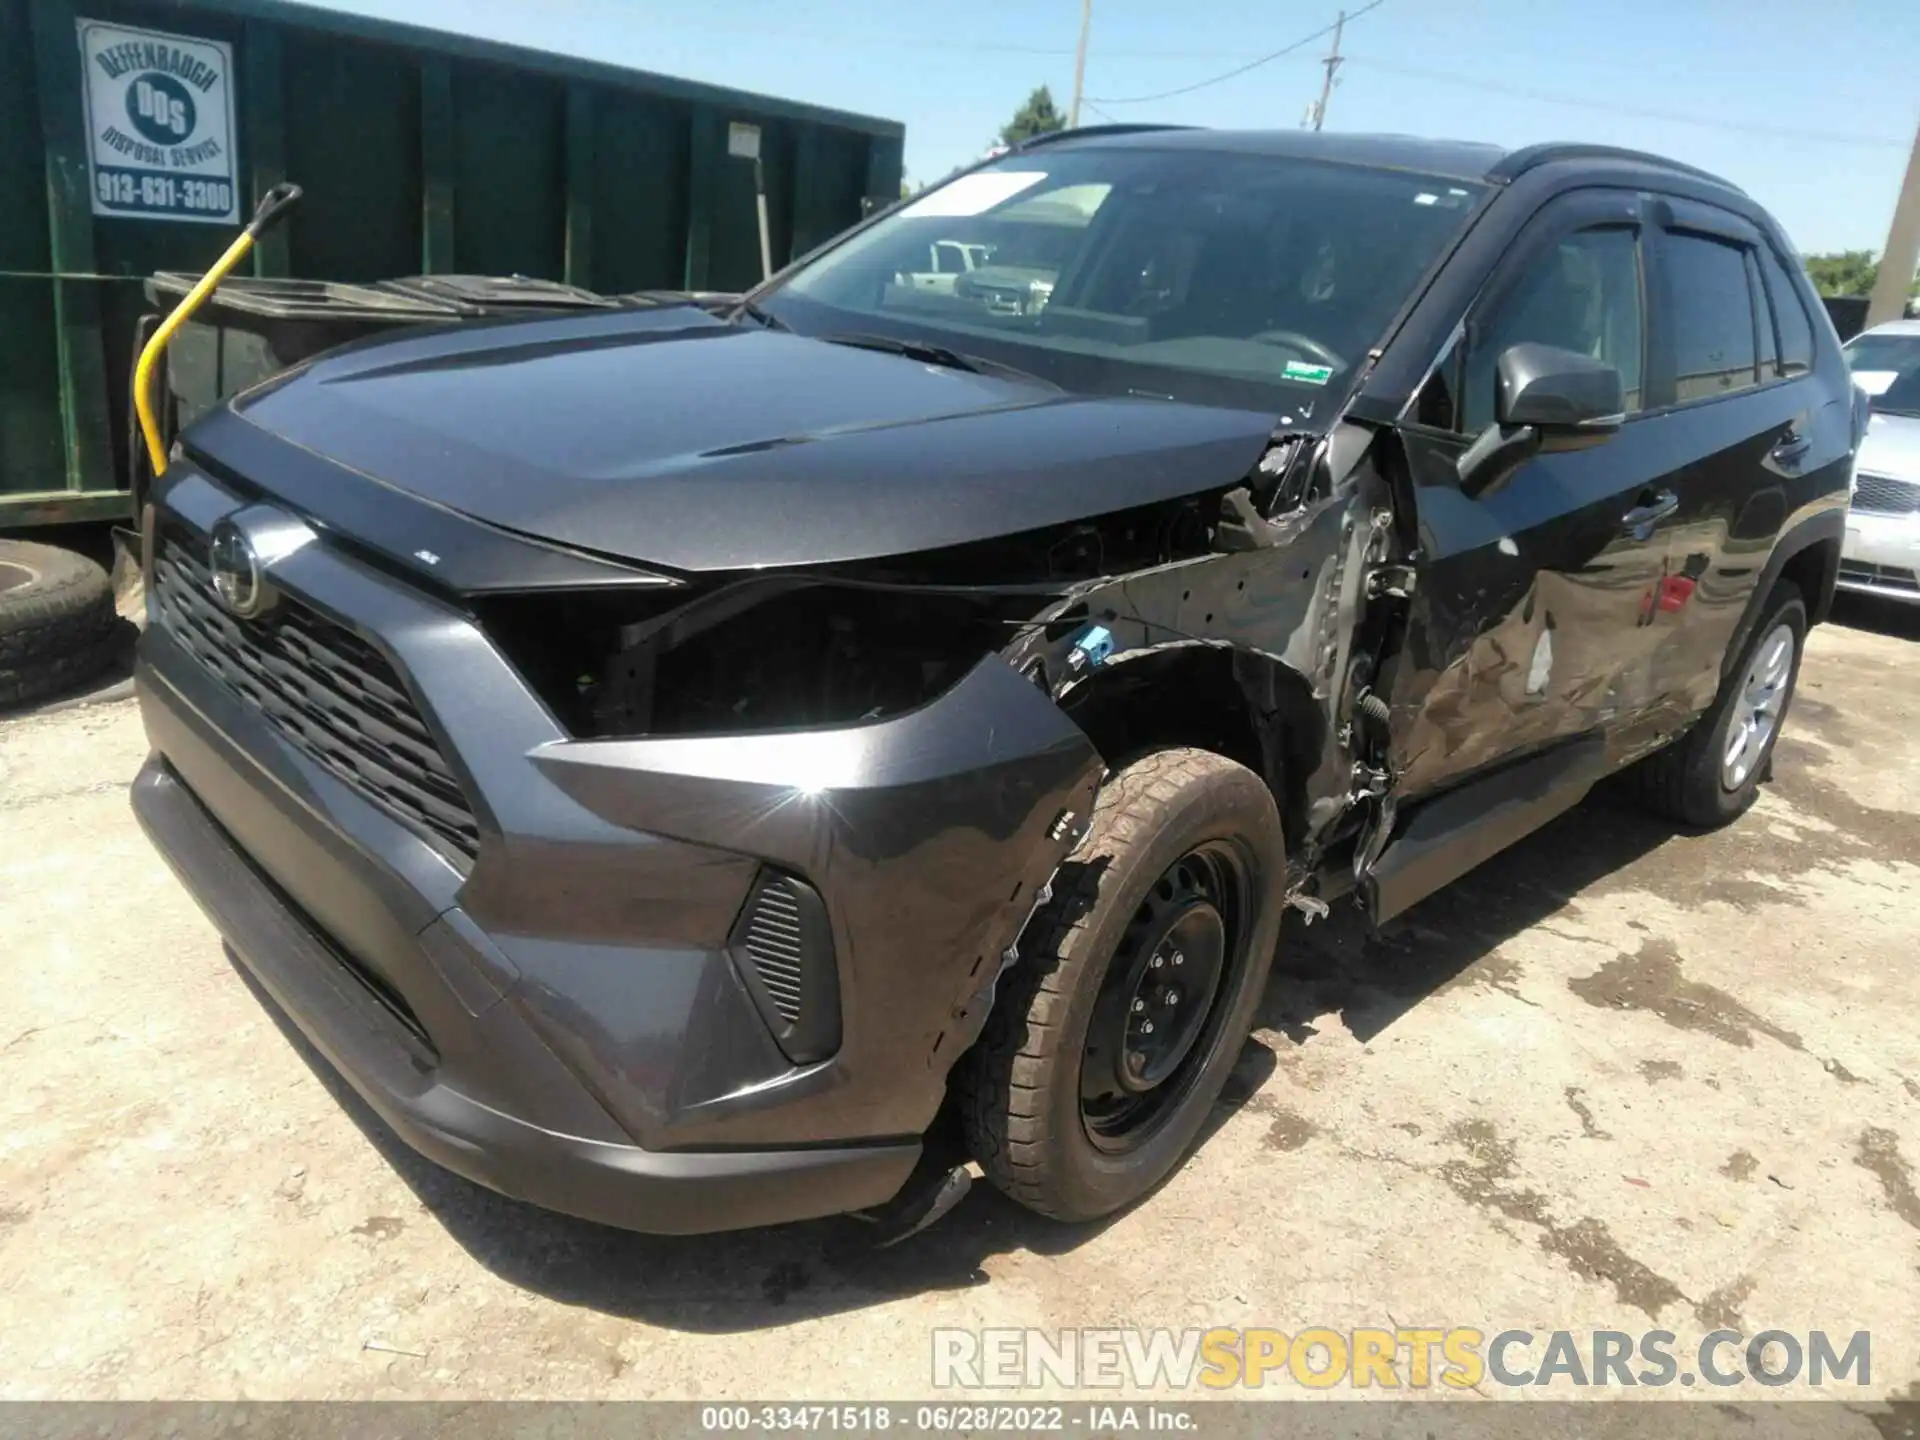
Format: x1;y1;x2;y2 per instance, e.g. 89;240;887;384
1068;624;1115;673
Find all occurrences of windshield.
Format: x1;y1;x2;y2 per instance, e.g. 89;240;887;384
1845;331;1920;417
762;146;1486;412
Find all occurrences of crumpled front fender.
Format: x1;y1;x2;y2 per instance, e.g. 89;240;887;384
529;655;1104;1146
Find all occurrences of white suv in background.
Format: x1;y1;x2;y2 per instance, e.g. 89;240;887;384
1842;319;1920;605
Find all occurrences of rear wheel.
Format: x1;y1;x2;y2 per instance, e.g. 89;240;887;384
958;748;1285;1222
1631;583;1807;827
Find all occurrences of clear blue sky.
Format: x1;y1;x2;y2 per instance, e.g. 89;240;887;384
317;0;1917;255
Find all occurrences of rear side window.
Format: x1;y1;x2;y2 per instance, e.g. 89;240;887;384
1757;246;1815;376
1663;232;1758;401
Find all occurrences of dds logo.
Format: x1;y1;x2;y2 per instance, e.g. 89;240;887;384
126;72;195;143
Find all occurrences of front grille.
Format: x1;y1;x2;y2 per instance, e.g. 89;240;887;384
154;535;481;864
1838;559;1920;594
741;877;807;1023
1853;472;1920;515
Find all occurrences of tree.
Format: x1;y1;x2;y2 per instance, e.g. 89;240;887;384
1804;250;1881;298
999;86;1066;148
1803;250;1920;299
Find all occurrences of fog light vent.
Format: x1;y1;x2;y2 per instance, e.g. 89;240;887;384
729;869;841;1063
743;878;805;1022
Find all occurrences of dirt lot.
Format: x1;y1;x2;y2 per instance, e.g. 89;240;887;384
2;598;1917;1416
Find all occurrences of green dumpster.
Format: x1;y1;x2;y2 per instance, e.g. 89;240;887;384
0;0;905;530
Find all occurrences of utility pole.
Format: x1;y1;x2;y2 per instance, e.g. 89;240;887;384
1306;9;1344;131
1866;116;1920;329
1069;0;1093;128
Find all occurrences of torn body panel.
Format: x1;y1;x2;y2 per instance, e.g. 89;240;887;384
483;418;1403;913
994;423;1394;884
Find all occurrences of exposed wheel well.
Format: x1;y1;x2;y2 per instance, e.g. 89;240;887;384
1059;644;1323;852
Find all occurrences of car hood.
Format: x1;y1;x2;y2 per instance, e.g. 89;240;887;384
1858;407;1920;480
224;306;1283;574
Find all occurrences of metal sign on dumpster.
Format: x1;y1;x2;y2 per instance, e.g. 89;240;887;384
76;19;239;225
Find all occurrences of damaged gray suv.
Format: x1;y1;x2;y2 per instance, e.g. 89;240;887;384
133;128;1859;1236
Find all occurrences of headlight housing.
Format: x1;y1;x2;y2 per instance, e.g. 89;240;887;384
479;579;1045;739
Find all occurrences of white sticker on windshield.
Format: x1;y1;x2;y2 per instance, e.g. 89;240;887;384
903;170;1048;218
1853;370;1900;397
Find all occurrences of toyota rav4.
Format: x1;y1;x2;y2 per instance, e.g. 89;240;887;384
132;128;1862;1236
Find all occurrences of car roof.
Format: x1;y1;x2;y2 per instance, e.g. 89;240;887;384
1852;319;1920;339
1023;126;1740;194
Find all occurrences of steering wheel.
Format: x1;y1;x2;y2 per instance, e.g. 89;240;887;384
1250;329;1345;372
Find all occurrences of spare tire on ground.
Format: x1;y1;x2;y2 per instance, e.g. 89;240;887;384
0;539;120;710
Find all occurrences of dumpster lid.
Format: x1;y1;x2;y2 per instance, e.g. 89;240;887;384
380;274;617;311
619;289;742;314
144;273;460;320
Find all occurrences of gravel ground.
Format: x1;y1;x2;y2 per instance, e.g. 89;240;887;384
2;597;1916;1425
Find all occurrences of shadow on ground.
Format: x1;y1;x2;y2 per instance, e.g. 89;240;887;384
1261;786;1685;1045
1829;591;1920;643
234;777;1695;1333
236;951;1133;1334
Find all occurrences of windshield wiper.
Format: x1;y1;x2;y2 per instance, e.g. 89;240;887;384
818;332;1060;390
732;297;789;331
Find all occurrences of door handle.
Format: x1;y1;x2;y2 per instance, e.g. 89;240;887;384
1620;490;1679;536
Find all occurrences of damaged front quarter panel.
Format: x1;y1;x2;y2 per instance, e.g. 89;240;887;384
499;420;1399;1148
528;655;1103;1147
997;424;1388;885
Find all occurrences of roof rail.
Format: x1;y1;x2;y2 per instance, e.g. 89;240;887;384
1013;123;1197;152
1489;143;1742;193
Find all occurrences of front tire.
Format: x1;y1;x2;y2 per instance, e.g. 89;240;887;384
958;748;1285;1222
1632;583;1807;828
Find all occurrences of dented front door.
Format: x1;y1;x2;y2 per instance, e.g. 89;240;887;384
1384;201;1686;808
1389;430;1681;805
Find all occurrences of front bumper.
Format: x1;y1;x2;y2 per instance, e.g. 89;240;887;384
132;460;1101;1233
1840;506;1920;604
132;757;919;1233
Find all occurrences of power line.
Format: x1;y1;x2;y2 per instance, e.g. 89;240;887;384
566;11;1270;62
1086;0;1385;106
1341;55;1911;150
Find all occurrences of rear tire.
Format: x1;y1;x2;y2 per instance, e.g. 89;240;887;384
0;539;118;711
957;748;1285;1223
1631;583;1806;828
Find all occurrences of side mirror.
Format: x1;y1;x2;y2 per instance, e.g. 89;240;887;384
1457;343;1626;497
1498;342;1625;440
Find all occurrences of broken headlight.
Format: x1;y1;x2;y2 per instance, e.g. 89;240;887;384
478;579;1047;739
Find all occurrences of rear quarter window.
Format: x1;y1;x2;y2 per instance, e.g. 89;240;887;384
1757;246;1816;377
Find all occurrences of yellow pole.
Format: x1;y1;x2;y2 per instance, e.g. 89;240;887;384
133;183;303;479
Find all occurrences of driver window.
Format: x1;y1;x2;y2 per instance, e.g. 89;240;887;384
1461;226;1644;434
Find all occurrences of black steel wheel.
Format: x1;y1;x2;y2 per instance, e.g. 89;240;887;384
1080;843;1246;1153
959;748;1285;1223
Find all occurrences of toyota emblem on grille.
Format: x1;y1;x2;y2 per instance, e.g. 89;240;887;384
209;519;270;619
